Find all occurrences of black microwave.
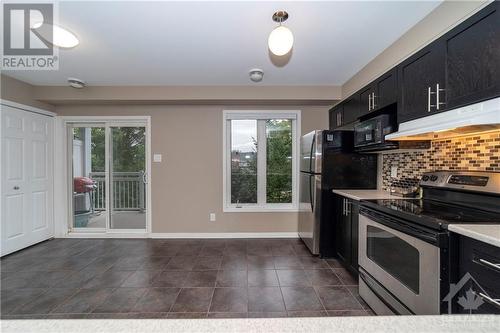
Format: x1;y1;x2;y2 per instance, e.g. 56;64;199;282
354;114;398;152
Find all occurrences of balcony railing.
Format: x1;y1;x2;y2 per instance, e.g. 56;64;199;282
89;171;145;211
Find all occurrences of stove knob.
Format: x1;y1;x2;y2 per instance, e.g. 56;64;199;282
422;175;430;181
430;175;438;181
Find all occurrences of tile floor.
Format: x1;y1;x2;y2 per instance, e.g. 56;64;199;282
0;238;373;319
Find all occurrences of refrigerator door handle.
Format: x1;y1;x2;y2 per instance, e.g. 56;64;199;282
309;175;314;212
309;133;316;173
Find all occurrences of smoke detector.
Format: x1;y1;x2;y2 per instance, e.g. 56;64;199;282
68;77;86;89
249;68;264;82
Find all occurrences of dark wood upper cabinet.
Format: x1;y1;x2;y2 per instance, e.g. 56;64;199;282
329;104;344;129
374;68;398;110
359;86;373;115
342;95;361;124
397;42;445;123
443;2;500;110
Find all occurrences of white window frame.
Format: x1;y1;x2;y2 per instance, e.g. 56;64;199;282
223;110;301;212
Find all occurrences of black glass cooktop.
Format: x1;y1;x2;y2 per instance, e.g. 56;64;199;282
361;199;500;230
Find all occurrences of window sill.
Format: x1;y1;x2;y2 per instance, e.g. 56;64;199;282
223;206;298;213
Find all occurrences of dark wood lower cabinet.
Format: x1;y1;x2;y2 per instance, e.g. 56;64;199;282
334;195;359;276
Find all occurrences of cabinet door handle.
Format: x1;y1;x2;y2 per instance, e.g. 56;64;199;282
477;292;500;310
478;258;500;274
372;93;376;110
436;83;445;110
427;87;436;112
368;94;372;111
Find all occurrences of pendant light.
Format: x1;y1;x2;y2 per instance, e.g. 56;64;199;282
268;10;294;56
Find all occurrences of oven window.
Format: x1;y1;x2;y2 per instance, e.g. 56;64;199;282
367;225;420;293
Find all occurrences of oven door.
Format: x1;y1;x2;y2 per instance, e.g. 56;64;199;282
358;214;440;315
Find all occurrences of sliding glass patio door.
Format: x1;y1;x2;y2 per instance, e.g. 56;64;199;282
69;122;147;233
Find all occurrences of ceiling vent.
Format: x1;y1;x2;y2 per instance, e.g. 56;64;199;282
68;77;86;89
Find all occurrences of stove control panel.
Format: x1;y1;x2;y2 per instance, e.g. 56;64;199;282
420;171;500;194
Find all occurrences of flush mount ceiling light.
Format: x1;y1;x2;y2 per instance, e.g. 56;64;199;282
268;10;294;56
68;77;85;89
32;21;79;48
249;68;264;82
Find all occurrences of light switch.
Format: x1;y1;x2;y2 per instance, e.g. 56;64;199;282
153;154;162;163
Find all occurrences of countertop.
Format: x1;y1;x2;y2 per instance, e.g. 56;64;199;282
2;316;500;333
448;224;500;248
331;189;401;201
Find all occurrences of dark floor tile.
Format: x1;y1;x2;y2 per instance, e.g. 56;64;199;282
165;256;197;270
0;289;47;314
224;244;247;256
247;311;287;318
200;245;225;257
299;256;329;269
325;258;343;268
345;285;371;310
92;288;147;313
171;288;214;313
184;270;218;287
315;286;363;311
327;310;371;316
193;256;222;270
158;245;182;257
175;244;203;256
52;270;101;289
11;288;76;315
1;314;48;319
276;270;311;287
247;246;272;256
82;256;119;272
287;310;327;317
83;270;133;289
121;270;161;287
2;271;71;290
209;288;247;313
216;270;247;287
247;256;275;270
208;312;247;318
132;288;180;313
332;268;358;285
271;246;296;256
51;288;113;314
247;287;285;312
305;269;342;286
139;257;171;270
248;270;279;287
221;256;247;270
167;312;207;319
110;256;146;271
273;256;303;269
45;313;89;319
291;244;312;256
281;286;323;311
151;270;187;287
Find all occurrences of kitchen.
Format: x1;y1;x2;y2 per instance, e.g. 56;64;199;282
1;1;499;332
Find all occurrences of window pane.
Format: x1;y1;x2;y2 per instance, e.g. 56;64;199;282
231;120;257;204
266;119;292;203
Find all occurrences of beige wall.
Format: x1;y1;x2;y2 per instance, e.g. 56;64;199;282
56;104;329;233
342;0;490;97
1;74;55;111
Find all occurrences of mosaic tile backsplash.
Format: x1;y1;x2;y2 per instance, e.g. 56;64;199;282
381;131;500;191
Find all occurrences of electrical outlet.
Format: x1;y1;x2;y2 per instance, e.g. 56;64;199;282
391;165;398;178
153;154;162;162
209;213;216;222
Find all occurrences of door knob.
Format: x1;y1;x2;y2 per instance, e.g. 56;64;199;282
13;186;20;190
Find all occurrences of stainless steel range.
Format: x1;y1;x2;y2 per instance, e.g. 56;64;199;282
358;171;500;315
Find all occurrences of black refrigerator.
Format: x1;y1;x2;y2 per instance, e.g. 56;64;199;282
298;130;377;256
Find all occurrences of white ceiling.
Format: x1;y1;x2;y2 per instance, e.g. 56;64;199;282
5;1;442;86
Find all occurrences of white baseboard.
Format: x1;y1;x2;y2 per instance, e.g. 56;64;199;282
150;232;299;239
64;232;149;239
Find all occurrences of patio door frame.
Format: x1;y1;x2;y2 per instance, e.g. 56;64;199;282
55;116;151;238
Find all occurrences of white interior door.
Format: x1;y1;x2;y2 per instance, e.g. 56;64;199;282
1;105;54;256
